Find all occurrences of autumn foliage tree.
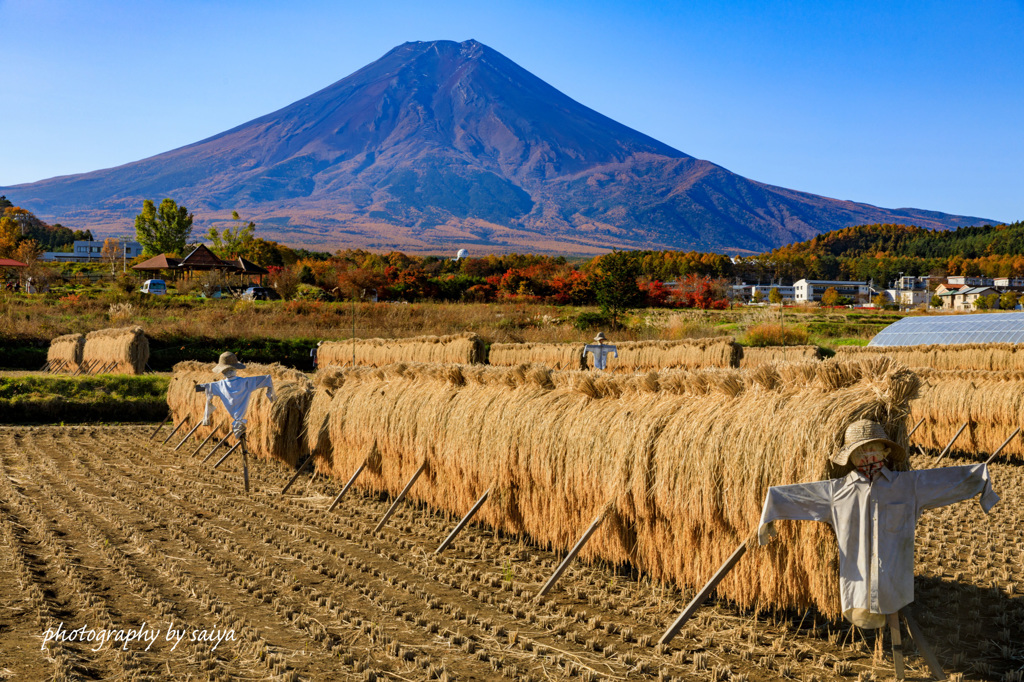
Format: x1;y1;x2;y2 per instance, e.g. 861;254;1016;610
134;198;194;257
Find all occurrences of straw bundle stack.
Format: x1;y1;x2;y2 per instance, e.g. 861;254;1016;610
611;338;741;370
81;326;149;374
318;332;485;368
909;368;1024;461
47;333;84;373
488;342;587;370
167;360;313;467
837;343;1024;371
319;356;917;617
740;345;823;368
489;338;741;371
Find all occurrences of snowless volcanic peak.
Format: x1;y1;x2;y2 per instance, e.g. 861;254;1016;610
1;39;995;255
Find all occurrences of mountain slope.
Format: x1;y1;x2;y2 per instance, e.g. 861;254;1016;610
1;39;995;254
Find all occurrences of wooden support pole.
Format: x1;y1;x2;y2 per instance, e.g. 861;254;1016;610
372;460;427;535
985;427;1020;465
190;424;222;458
281;455;314;495
149;413;172;440
435;488;491;555
934;422;968;463
161;418;187;445
659;536;752;645
536;508;609;599
173;421;202;451
907;417;924;438
241;439;250;493
202;433;232;464
328;460;367;512
214;441;242;469
902;610;946;681
888;612;904;680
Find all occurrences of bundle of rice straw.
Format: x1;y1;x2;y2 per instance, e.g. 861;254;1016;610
318;332;485;368
167;360;313;467
489;338;741;371
611;338;741;370
909;368;1024;461
47;333;84;373
740;345;823;368
318;356;917;618
81;326;149;374
837;342;1024;371
488;342;587;370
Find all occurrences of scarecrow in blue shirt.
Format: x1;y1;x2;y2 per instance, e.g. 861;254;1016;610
758;419;999;629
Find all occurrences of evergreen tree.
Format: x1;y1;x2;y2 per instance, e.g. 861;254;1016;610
134;198;194;256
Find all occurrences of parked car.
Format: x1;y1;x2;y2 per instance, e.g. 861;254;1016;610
241;286;281;301
140;279;167;295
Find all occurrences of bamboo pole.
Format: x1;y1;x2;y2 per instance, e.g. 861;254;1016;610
902;610;946;680
190;423;223;458
985;428;1020;465
241;438;250;493
214;442;242;468
202;433;233;464
372;460;427;535
934;422;968;463
173;421;202;451
281;456;314;495
659;535;753;645
536;507;609;599
161;418;188;445
149;413;172;440
907;417;925;438
887;612;904;680
327;456;368;509
435;487;491;555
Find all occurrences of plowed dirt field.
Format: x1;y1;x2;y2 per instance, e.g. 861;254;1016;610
1;425;1021;681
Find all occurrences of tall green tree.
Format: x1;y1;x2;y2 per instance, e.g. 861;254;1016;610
207;211;256;259
592;250;643;329
134;198;194;256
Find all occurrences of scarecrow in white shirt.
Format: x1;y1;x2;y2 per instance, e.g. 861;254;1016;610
199;351;275;438
758;419;999;629
582;332;618;370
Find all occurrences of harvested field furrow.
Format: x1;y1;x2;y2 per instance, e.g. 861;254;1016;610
3;425;1021;681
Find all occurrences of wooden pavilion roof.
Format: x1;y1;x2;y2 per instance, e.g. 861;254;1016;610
178;244;231;271
132;253;181;270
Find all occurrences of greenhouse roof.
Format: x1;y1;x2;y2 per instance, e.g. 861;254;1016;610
869;312;1024;346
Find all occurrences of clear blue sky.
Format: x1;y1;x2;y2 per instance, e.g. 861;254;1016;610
1;0;1022;223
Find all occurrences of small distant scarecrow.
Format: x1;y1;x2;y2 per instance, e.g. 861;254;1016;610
758;419;999;676
310;341;322;369
582;332;618;370
197;351;275;491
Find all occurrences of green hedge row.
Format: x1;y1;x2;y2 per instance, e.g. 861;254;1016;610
0;375;170;424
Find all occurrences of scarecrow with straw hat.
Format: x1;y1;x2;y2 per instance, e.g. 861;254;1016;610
582;332;618;370
758;418;999;634
199;351;276;438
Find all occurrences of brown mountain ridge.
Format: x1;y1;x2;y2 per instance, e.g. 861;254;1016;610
1;39;995;255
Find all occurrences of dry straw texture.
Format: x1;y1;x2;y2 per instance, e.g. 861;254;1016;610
47;333;84;373
488;343;587;370
81;326;149;374
167;360;313;467
739;345;822;368
318;332;485;367
490;338;741;371
316;356;917;618
910;368;1024;461
837;343;1024;371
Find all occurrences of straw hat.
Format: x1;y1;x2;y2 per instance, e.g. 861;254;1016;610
594;332;607;342
831;419;904;466
212;351;246;374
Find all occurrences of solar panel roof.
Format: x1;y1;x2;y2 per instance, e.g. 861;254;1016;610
869;312;1024;346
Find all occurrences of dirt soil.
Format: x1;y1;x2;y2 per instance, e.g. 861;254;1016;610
0;425;1021;681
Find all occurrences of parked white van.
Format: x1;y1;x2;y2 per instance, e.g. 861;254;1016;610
140;279;167;295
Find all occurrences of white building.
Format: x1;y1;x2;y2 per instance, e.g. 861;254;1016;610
947;276;995;287
993;278;1024;289
793;279;872;303
41;239;144;263
730;283;795;302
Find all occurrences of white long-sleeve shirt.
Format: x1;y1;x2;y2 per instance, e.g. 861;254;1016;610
200;375;275;434
758;464;998;627
582;344;618;370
